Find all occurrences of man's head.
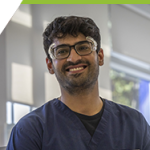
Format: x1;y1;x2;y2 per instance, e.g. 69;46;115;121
43;16;101;61
43;16;104;95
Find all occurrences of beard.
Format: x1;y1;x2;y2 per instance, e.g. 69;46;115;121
53;58;99;95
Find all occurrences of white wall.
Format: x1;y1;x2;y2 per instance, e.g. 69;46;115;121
110;4;150;64
0;28;7;146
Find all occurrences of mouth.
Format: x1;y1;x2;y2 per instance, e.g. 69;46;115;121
65;64;87;73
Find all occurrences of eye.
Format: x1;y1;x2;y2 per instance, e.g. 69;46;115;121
77;44;91;51
56;48;69;55
58;50;67;54
79;46;88;50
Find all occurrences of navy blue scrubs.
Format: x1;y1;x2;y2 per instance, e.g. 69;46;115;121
7;99;150;150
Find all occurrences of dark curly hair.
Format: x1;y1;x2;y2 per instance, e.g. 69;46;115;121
43;16;101;61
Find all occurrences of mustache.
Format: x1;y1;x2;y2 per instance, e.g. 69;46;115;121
62;60;90;71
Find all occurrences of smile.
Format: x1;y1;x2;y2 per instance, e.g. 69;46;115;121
70;67;84;72
65;64;87;73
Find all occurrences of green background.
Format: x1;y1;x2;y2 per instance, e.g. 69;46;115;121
21;0;150;4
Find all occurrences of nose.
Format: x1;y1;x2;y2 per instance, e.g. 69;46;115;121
66;48;82;62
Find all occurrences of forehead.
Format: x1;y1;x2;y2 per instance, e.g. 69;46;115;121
53;33;86;46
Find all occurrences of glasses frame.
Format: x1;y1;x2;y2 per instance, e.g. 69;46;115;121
48;36;97;60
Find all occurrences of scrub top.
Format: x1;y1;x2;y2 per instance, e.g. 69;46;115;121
7;99;150;150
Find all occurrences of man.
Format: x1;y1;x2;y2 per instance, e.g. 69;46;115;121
7;16;150;150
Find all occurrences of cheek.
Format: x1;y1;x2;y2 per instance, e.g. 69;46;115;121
91;53;99;64
52;60;58;72
94;52;100;64
52;60;64;72
96;55;99;64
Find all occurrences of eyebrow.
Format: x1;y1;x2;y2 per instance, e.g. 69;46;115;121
54;40;88;49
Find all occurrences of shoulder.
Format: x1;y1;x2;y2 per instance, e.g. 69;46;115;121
15;99;58;133
105;99;141;116
105;99;149;131
102;99;150;149
7;99;60;149
104;99;148;126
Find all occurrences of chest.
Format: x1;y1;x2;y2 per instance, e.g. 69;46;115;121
41;113;142;150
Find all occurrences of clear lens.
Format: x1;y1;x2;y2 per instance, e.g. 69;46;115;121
49;36;97;60
51;41;93;59
76;42;92;55
54;46;70;59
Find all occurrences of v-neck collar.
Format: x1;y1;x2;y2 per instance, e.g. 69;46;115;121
53;98;110;149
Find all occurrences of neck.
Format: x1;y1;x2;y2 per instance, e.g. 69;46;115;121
59;81;103;116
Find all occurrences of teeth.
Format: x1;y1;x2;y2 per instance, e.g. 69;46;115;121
70;67;83;71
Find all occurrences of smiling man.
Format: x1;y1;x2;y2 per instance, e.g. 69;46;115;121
7;16;150;150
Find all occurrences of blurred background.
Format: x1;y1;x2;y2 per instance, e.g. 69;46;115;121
0;4;150;146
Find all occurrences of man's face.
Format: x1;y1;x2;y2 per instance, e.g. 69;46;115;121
47;33;104;95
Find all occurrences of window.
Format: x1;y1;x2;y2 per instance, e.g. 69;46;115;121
110;69;150;124
13;103;30;124
6;102;37;125
110;69;139;109
6;102;12;124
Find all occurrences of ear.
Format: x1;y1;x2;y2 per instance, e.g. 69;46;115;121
46;57;55;74
98;48;104;66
